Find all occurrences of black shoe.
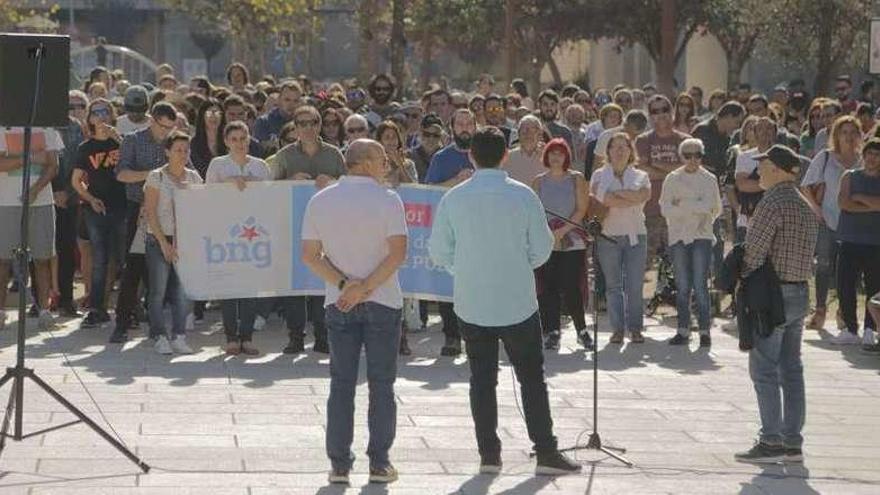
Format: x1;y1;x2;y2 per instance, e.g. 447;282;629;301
57;305;82;318
82;310;109;328
784;447;804;463
313;339;329;354
283;337;305;354
480;452;502;474
668;333;689;345
108;329;128;343
577;329;594;351
535;451;581;475
734;442;784;464
699;334;711;348
27;304;40;317
440;336;461;356
543;331;560;350
132;304;146;323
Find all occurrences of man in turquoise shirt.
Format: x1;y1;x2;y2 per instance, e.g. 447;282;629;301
429;127;580;476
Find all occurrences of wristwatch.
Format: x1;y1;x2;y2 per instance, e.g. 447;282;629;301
337;277;348;291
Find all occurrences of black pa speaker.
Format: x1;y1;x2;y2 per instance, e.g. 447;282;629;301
0;33;70;128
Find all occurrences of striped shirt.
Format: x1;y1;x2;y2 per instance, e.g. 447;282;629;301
743;181;818;282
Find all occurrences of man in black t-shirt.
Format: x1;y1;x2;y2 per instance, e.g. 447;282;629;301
70;98;127;327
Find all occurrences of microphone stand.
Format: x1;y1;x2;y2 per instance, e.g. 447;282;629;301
539;211;633;467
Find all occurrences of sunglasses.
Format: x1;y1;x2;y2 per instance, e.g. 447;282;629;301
346;126;367;134
91;107;111;117
682;152;703;160
649;107;671;115
296;119;319;128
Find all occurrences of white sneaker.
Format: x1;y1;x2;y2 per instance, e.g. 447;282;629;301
254;315;266;331
154;335;173;355
186;313;195;331
830;330;861;345
37;309;54;330
170;335;194;354
863;328;876;347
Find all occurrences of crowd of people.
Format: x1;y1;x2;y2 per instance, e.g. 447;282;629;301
3;63;878;356
2;58;880;477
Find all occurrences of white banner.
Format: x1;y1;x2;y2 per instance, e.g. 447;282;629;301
173;180;454;302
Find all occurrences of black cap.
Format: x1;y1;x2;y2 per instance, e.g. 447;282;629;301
421;113;443;130
752;145;801;174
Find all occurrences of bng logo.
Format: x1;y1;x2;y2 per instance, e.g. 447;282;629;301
204;216;272;268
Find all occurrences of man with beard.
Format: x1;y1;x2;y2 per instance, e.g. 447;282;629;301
254;80;303;147
537;90;574;150
484;94;512;145
365;74;398;128
424;109;477;356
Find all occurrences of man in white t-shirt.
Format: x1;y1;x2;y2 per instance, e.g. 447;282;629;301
0;127;62;330
300;139;407;485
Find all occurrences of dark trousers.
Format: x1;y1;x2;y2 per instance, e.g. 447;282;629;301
459;312;558;458
284;296;327;342
538;250;587;334
114;253;145;332
222;299;257;343
83;208;127;311
439;302;459;339
837;241;880;333
54;203;78;307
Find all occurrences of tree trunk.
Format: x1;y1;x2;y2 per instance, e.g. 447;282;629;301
528;59;543;98
726;52;744;90
419;32;434;91
390;0;407;90
358;0;378;82
547;57;563;87
813;0;836;96
658;0;677;97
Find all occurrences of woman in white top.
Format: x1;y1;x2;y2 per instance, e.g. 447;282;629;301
659;138;722;347
590;132;651;344
143;131;204;355
205;121;272;356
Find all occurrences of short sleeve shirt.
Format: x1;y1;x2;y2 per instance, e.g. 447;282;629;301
205;155;271;184
0;127;64;207
424;144;473;184
144;166;203;236
301;176;408;309
277;140;346;180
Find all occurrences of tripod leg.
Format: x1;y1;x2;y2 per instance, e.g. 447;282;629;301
0;371;14;390
599;446;633;467
0;380;16;454
24;372;150;473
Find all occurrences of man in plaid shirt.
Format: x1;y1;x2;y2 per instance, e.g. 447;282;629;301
735;145;818;465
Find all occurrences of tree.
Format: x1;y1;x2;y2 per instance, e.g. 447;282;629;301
161;0;315;77
389;0;407;89
764;0;872;95
612;0;715;95
0;0;58;32
705;0;780;89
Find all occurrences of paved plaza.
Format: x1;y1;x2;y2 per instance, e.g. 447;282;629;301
0;308;878;494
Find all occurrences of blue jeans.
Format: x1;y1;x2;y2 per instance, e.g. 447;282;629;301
325;302;402;471
814;225;838;309
670;239;713;334
597;235;647;333
83;207;127;310
145;234;190;339
749;283;808;448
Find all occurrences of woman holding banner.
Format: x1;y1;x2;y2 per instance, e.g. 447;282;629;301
377;120;417;355
143;130;203;355
205;121;272;356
